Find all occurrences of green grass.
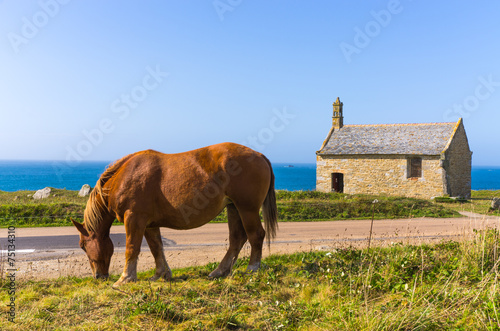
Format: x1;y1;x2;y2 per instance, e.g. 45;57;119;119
434;190;500;217
0;189;464;228
274;191;459;221
0;189;87;227
3;230;500;330
471;190;500;199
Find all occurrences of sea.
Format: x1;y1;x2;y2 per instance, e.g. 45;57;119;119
0;161;499;192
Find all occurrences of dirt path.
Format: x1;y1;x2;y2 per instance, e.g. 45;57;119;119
2;212;499;280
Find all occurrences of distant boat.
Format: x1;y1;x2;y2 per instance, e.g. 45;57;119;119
283;165;294;168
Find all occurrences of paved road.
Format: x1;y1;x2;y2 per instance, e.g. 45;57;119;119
1;212;499;280
1;233;149;251
2;212;499;255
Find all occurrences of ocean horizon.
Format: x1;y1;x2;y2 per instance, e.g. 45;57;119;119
0;160;499;192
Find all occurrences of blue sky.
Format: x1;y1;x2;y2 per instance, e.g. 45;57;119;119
0;0;499;165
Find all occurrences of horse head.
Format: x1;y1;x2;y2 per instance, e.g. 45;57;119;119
72;219;114;279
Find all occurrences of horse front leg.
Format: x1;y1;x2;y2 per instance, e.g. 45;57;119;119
113;211;146;287
144;227;172;281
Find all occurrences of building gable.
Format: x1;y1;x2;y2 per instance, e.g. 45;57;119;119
441;119;472;197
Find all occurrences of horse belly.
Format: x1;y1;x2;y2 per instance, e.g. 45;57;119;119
155;201;228;230
155;183;230;230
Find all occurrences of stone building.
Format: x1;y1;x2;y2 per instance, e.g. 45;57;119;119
316;98;472;199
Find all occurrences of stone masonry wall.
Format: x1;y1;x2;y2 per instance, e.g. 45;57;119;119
443;121;472;198
316;154;445;199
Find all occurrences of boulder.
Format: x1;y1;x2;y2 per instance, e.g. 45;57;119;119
492;198;500;210
78;184;92;197
33;187;51;200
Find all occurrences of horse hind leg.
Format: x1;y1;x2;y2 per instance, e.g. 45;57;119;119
209;204;248;278
236;207;266;273
144;227;172;281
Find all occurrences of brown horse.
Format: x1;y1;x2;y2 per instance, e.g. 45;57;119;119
72;142;278;287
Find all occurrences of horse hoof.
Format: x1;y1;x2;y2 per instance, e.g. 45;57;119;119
246;264;260;273
112;280;124;288
208;269;229;278
113;276;137;287
149;272;171;282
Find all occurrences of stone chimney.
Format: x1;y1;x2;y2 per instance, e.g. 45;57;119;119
332;97;343;130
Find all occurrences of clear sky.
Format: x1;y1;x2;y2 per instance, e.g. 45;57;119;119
1;1;499;165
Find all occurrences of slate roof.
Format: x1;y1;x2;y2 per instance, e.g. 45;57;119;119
317;121;460;156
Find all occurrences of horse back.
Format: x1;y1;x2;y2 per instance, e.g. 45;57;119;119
105;143;272;229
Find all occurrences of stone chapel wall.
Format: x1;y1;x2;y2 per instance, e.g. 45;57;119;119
316;154;445;199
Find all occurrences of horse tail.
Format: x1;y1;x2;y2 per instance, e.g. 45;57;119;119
84;153;136;232
262;155;278;247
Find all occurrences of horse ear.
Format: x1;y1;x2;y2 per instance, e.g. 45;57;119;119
71;218;89;237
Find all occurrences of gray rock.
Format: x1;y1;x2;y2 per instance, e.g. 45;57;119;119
33;187;51;200
492;198;500;210
78;184;92;197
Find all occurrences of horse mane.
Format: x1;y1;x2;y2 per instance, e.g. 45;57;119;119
84;153;136;233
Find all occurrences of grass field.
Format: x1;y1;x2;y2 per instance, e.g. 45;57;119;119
2;229;500;330
0;190;499;328
0;189;469;228
438;190;500;216
0;189;85;227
